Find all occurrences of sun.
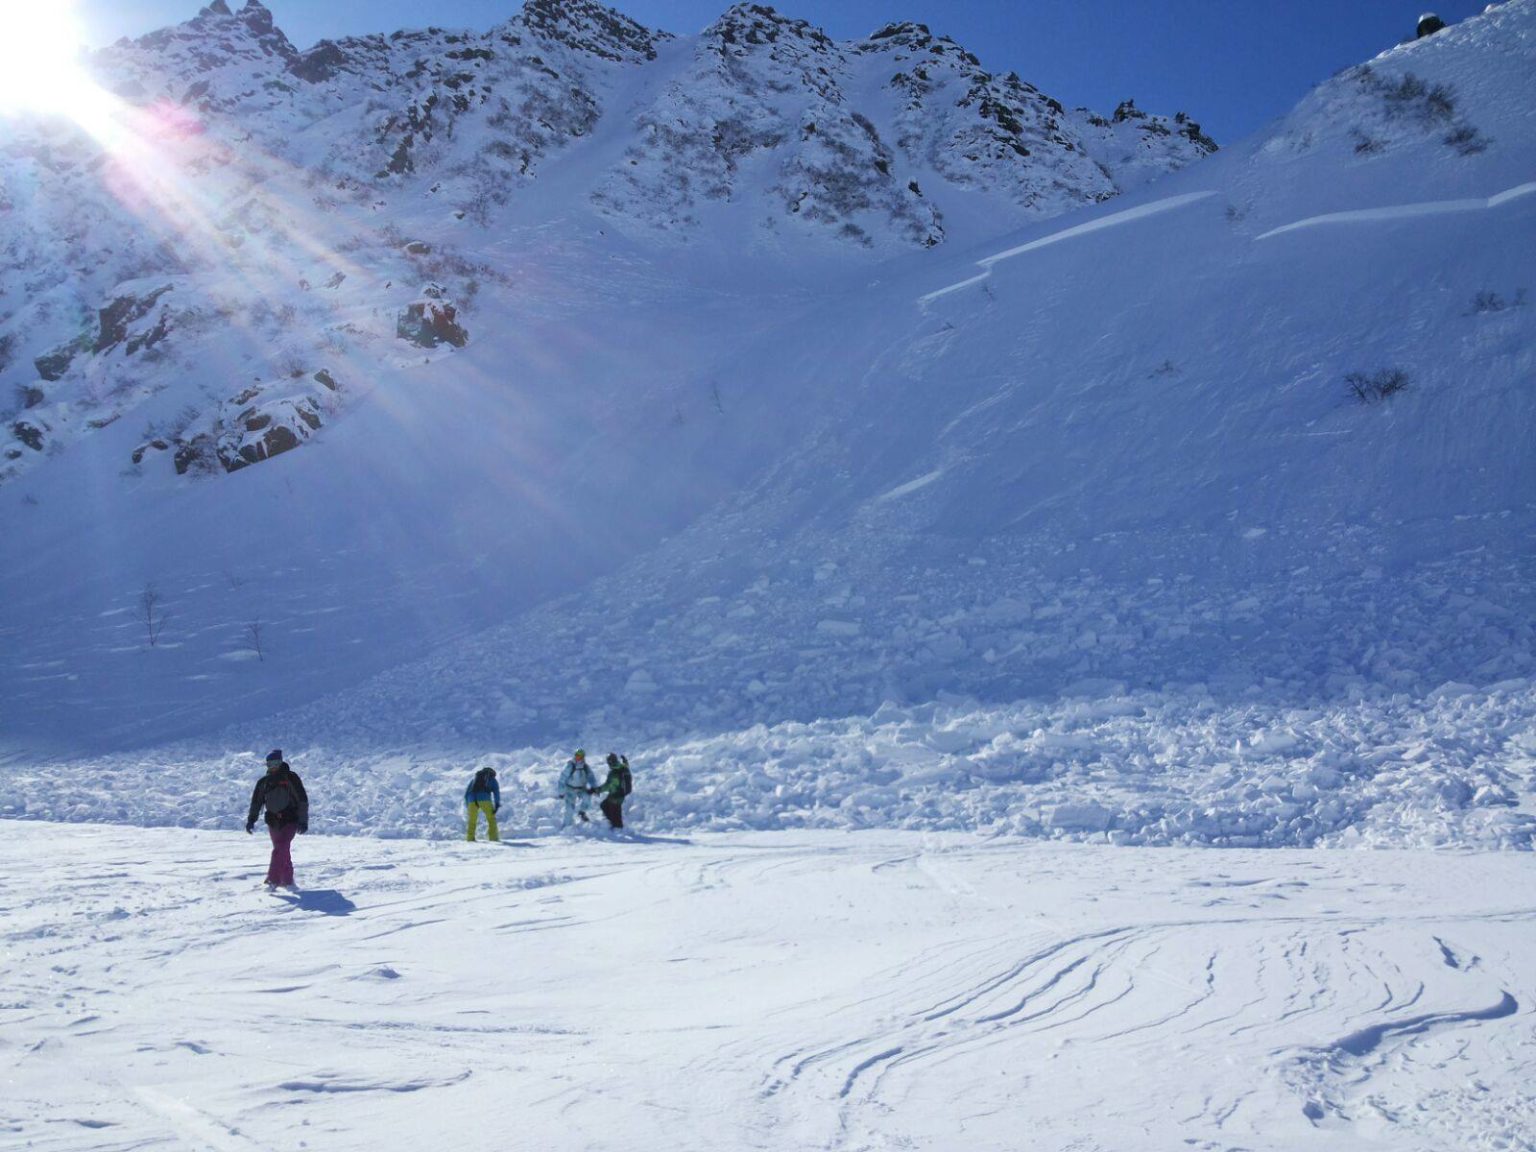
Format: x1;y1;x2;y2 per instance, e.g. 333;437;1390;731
0;3;98;119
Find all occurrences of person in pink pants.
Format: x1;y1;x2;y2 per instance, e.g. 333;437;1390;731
246;750;309;889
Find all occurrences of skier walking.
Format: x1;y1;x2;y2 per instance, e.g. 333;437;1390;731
246;749;308;889
594;752;633;829
557;749;596;826
464;765;501;842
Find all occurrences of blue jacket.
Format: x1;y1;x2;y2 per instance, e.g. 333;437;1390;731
465;771;500;807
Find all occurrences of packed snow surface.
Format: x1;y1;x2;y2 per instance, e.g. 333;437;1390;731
3;823;1533;1152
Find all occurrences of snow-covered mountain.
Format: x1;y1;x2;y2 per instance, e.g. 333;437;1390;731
1;1;1216;492
0;2;1532;850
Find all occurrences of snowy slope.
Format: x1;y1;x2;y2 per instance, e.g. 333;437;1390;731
0;3;1533;853
0;0;1214;743
3;824;1534;1152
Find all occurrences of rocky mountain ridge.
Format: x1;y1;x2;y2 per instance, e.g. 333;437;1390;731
0;0;1216;487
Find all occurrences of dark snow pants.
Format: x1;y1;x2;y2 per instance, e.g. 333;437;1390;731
600;797;624;829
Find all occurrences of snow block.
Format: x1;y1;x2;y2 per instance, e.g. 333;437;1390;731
1048;801;1115;833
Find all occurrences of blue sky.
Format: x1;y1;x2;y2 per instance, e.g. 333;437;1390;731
76;1;1497;142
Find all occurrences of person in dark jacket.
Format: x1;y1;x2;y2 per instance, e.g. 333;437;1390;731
246;749;309;889
1416;13;1447;38
594;752;632;829
464;765;501;842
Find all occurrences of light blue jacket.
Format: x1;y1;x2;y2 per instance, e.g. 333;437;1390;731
558;760;595;797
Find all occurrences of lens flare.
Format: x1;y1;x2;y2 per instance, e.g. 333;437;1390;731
0;4;95;118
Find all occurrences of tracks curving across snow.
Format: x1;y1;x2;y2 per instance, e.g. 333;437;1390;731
3;824;1533;1152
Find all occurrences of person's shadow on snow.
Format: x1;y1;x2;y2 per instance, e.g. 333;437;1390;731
275;889;357;915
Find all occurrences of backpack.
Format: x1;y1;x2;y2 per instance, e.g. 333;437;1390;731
266;776;294;818
618;761;633;797
472;768;494;793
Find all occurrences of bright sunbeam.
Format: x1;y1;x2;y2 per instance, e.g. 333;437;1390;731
0;2;94;118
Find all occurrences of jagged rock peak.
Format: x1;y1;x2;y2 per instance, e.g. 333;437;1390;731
707;4;836;52
864;22;938;47
236;0;279;37
192;0;285;41
857;22;994;73
515;0;672;62
869;20;931;38
128;0;296;62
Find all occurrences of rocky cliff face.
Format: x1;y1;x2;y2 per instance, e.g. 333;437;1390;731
860;22;1216;209
0;0;1216;486
594;8;1216;245
593;6;946;246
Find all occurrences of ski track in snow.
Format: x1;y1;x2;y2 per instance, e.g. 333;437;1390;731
917;191;1219;304
131;1088;263;1152
920;179;1536;304
1254;180;1536;240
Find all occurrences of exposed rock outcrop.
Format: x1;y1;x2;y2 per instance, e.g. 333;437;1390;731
34;342;86;382
94;285;175;355
130;368;343;476
396;284;469;349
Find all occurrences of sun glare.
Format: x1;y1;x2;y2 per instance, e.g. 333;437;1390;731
0;3;97;119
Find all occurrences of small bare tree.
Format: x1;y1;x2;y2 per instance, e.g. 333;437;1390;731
247;619;265;662
140;583;165;647
1345;368;1410;405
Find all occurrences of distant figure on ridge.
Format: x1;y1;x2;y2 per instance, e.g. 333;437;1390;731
558;749;596;826
465;765;501;842
595;752;633;829
246;749;308;890
1416;12;1447;37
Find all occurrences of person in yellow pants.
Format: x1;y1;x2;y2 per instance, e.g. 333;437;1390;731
464;766;501;841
